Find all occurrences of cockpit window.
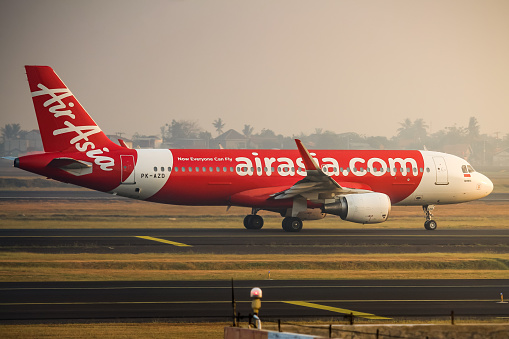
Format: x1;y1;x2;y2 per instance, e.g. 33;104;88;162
462;164;476;173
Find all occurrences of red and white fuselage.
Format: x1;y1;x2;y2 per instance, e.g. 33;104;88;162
12;66;493;232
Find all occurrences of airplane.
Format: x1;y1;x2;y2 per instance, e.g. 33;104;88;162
7;66;494;232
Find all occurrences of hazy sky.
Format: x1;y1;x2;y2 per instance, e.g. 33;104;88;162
1;0;508;139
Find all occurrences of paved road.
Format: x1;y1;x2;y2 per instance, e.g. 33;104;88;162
2;228;509;254
1;279;507;323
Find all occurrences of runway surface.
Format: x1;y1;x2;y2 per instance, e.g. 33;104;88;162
2;228;509;254
2;189;508;323
1;279;507;323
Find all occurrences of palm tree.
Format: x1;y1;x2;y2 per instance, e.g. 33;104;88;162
412;118;428;141
242;124;254;138
213;118;225;136
467;117;480;139
1;123;22;140
397;118;413;138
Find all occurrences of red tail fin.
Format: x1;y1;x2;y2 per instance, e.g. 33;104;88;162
25;66;117;153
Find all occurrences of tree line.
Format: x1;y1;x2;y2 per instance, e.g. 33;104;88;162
2;116;508;166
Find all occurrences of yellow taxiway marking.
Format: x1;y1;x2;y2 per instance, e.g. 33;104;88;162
284;301;391;320
135;236;192;247
2;234;509;238
1;299;500;306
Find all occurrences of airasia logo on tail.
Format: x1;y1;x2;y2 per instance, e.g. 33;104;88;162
32;84;115;171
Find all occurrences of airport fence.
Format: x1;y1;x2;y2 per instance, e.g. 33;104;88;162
232;312;508;339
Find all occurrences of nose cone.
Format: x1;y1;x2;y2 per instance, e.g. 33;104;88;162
478;174;494;198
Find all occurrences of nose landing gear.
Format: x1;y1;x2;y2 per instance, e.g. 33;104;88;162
423;205;437;230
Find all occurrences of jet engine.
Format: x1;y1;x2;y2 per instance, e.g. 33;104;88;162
323;192;391;224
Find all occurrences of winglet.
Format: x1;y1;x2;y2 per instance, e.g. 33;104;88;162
295;139;320;171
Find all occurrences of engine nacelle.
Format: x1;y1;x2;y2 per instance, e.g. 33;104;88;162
323;192;391;224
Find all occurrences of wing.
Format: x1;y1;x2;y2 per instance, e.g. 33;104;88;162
272;139;371;200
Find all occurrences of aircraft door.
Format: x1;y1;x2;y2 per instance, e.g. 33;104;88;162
433;156;448;185
121;155;135;184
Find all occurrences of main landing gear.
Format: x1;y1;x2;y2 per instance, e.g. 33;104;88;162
243;209;264;230
243;209;304;232
423;205;437;231
282;217;303;232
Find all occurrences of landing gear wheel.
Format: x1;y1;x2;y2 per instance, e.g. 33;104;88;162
282;217;303;232
424;220;437;231
422;205;437;231
243;214;264;230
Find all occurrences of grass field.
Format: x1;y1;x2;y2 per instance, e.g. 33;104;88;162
1;322;229;339
1;198;508;229
1;252;508;281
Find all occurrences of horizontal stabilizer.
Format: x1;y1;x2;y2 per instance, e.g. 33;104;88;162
47;157;93;176
48;157;92;170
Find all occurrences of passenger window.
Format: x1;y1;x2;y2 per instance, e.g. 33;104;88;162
161;167;164;172
168;167;172;172
154;167;157;171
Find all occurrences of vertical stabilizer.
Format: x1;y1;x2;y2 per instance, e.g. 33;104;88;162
25;66;117;153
